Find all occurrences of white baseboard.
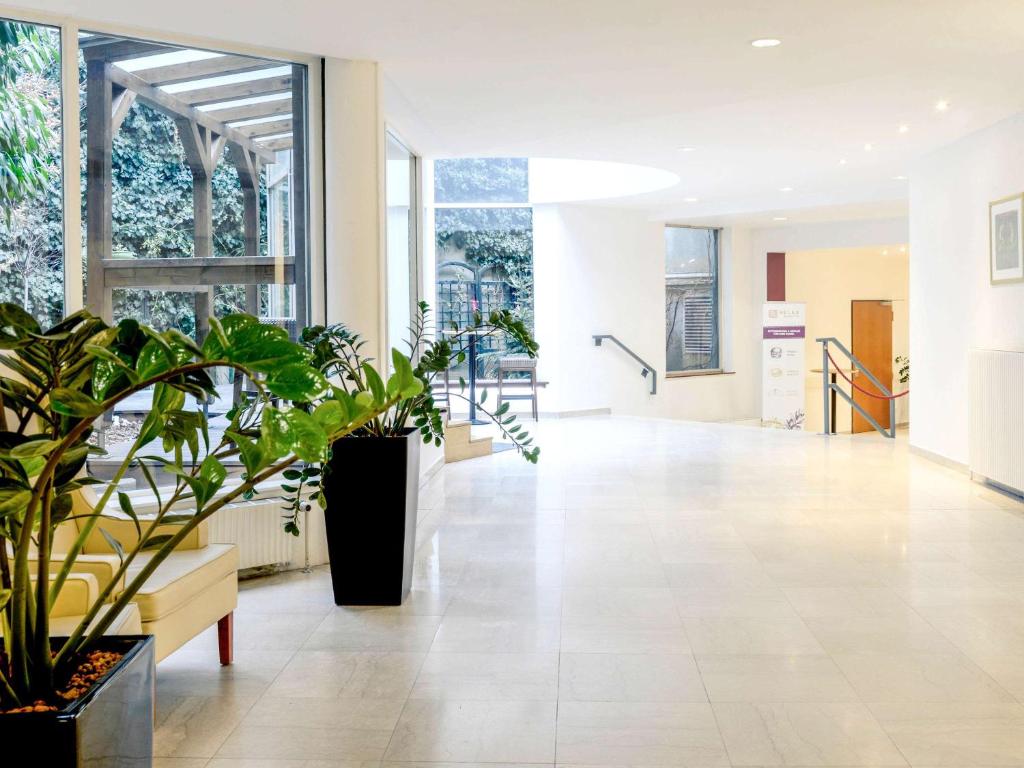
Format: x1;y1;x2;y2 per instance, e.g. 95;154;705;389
539;407;612;419
909;444;969;474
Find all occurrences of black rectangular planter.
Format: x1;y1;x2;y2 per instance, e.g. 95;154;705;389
0;635;155;767
323;430;421;606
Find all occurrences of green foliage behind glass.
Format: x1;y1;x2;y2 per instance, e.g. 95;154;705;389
434;157;528;203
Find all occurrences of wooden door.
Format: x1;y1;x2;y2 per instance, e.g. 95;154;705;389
851;300;893;433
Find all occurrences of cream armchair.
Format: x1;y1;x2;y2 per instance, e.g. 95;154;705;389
0;573;143;639
47;488;239;664
48;572;144;637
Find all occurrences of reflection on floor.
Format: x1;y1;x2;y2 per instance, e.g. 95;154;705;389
153;416;1024;767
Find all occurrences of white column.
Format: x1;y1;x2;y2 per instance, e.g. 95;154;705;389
323;58;387;364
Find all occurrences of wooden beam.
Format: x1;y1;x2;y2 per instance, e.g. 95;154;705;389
173;75;292;108
194;289;212;346
130;55;278;87
108;66;276;164
102;257;295;288
204;98;291;125
176;119;217;258
111;88;137;133
255;137;293;153
82;39;179;62
228;145;262;259
237;118;293;139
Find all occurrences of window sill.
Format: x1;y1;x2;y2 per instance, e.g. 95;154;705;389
666;369;735;379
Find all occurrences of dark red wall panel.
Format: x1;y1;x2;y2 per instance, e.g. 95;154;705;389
766;252;786;301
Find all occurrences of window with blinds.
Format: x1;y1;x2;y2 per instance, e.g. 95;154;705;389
665;226;720;373
683;294;714;355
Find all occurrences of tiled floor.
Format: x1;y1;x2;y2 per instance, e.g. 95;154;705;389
153;416;1024;768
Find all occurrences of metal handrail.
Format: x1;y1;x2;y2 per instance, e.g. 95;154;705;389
815;336;895;438
593;334;657;395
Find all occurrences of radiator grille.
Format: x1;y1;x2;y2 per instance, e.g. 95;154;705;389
969;349;1024;495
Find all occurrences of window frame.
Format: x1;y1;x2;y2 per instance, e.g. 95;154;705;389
664;223;723;376
383;127;422;359
0;5;326;325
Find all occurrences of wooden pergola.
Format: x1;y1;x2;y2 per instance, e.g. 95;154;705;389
82;36;308;344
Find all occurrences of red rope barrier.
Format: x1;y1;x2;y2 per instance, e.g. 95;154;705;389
825;349;910;400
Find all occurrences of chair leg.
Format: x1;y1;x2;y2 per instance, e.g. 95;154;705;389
217;612;234;666
532;373;539;421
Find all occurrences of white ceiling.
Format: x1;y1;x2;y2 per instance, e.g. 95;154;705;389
11;0;1024;221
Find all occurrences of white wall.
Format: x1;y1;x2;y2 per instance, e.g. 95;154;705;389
324;58;387;363
910;113;1024;465
532;204;760;422
325;59;445;484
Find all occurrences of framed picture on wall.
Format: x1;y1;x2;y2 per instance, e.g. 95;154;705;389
990;194;1024;284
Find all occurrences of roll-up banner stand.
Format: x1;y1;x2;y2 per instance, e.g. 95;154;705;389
761;302;806;430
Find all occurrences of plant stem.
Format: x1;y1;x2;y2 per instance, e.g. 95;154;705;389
48;360;259;605
0;667;18;710
60;397;398;665
32;480;53;696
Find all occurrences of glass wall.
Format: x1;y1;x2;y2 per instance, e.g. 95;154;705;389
665;225;720;373
71;30;310;455
434;157;533;380
386;132;417;356
0;18;63;328
79;31;309;345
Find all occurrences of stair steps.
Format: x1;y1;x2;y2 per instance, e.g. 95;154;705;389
444;420;493;463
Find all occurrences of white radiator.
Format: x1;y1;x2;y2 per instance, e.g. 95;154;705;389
207;495;330;571
112;480;332;572
206;498;294;570
969;348;1024;495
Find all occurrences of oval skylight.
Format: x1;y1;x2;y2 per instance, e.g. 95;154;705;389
527;158;679;204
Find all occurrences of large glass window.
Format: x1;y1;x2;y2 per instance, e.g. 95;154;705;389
77;31;309;456
0;18;63;328
435;157;528;204
386;132;417;355
79;31;309;344
665;225;720;373
434;158;533;381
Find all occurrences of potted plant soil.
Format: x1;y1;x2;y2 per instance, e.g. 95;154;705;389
0;305;406;765
290;302;539;606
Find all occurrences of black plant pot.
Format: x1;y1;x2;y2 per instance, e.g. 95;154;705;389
0;635;155;767
323;430;421;606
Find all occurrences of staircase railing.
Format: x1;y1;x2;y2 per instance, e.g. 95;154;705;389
816;336;897;438
593;334;657;395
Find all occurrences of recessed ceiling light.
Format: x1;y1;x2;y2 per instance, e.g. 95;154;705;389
773;216;788;221
898;124;909;133
750;38;782;48
864;143;873;152
778;186;793;192
684;197;699;202
838;158;848;165
935;99;950;112
678;146;697;152
892;175;907;181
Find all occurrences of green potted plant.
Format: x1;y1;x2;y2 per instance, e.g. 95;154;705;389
0;304;412;765
290;302;539;606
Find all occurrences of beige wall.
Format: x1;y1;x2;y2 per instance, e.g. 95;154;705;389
786;247;909;433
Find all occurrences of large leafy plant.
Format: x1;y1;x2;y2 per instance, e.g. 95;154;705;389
0;305;417;709
283;303;538;530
